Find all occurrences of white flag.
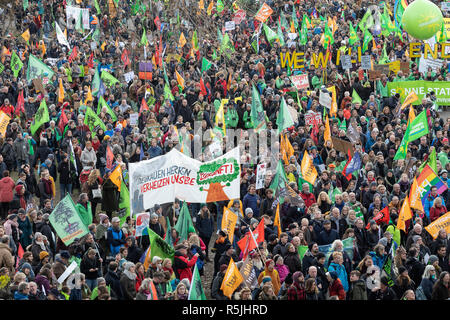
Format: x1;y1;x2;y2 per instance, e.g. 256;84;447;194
55;22;70;48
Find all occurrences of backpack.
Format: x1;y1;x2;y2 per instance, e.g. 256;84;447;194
415;285;427;300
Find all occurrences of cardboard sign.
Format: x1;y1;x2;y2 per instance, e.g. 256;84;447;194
331;137;354;157
304;110;322;125
361;55;372;70
341;55;352;70
319;90;332;109
124;71;135;83
290;74;309;90
33;78;46;95
369;63;390;80
225;21;236;31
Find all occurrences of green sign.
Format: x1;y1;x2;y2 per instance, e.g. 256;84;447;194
387;81;450;106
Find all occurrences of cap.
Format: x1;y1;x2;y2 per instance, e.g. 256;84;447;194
245;208;253;215
323;219;331;225
111;217;120;223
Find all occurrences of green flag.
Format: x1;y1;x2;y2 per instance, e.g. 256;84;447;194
30;99;50;135
23;0;28;11
276;96;294;134
263;23;278;45
100;70;119;88
251;35;259;53
217;27;224;43
201;57;212;72
362;29;373;53
269;160;288;203
220;33;235;58
216;0;224;13
188;264;207;300
140;27;148;46
394;125;410;160
339;119;347;131
192;30;199;50
352;89;362;104
277;21;285;46
406;110;429;143
84;106;106;132
358;9;374;33
27;54;55;83
147;227;175;262
292;6;298;28
10;51;24;78
322;23;334;49
280;10;289;29
437;21;448;44
164;83;174;101
174;202;196;242
328;186;342;202
94;0;101;14
97;96;117;121
379;42;390;64
92;68;100;96
300;18;308;45
419;148;437;173
48;195;89;246
118;181;130;227
348;21;358;46
250;84;266;132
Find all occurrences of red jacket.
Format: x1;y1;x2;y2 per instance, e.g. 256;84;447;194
430;205;447;222
0;177;16;203
329;278;346;300
174;252;198;281
300;192;316;209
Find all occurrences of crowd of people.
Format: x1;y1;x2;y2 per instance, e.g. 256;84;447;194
0;0;448;301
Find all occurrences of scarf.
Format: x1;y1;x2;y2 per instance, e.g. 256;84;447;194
124;269;136;281
35;240;46;251
42;178;52;195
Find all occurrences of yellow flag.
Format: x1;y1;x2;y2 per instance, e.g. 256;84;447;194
58;78;65;104
220;258;243;299
215;99;228;136
324;115;332;147
175;70;185;90
274;203;281;236
101;42;107;51
226;199;243;218
281;134;294;165
109;165;122;192
397;195;412;232
21;29;30;44
64;28;68;39
0;111;11;138
400;91;419;110
198;0;204;9
207;1;214;15
85;87;94;104
301;150;317;185
409;177;424;212
221;207;238;243
40;40;46;56
179;32;187;48
425;211;450;239
328;86;338;116
290;20;295;33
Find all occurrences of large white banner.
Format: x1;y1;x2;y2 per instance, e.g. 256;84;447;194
66;5;90;30
129;147;240;215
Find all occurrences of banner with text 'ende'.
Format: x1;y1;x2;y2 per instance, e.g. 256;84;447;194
129;148;240;215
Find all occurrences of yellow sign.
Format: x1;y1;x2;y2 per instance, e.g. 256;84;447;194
221;207;238;243
220;258;243;299
425;211;450;239
301;150;318;185
0;111;11;138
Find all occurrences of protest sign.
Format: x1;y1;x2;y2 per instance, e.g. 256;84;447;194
361;55;371;70
290;74;309;90
135;212;150;236
331;137;354;157
0;111;10;138
341;55;352;70
255;163;267;189
319;90;332;109
225;21;235;31
129;147;240;216
387;81;450;105
129;113;139;126
233;9;246;25
124;71;135;83
304;110;322;125
418;54;444;74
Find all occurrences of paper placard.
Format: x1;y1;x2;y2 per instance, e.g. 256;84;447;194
341;55;352;70
225;21;236;31
57;261;78;284
124;71;135;83
129;113;139;126
255;163;267;190
319;90;332;109
361;55;372;70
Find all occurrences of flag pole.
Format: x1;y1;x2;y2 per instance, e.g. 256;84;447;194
239;218;266;265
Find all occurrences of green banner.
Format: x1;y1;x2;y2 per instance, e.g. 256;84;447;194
27;54;54;84
407;110;429;143
100;70;119;88
84;106;106;132
49;195;89;245
30;99;49;135
387;81;450;106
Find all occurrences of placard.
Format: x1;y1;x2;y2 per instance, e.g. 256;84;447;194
124;71;135;83
129;113;139;126
255;163;267;190
341;55;352;70
331;137;354;157
304;110;322;125
418;54;444;74
225;21;236;31
319;90;332;109
290;74;309;90
361;55;372;70
233;9;246;25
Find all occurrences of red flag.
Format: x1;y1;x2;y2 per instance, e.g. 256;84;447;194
158;34;163;67
310;118;319;145
58;107;69;133
106;145;114;169
342;150;353;181
87;52;94;68
16;243;24;268
237;219;264;260
139;97;149;115
366;206;390;229
15;90;25;116
121;49;130;67
154;16;161;31
68;46;78;63
199;78;207;96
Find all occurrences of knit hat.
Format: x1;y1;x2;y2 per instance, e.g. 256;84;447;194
245;208;253;215
329;271;338;280
152;256;162;264
265;259;274;268
262;276;272;284
250;218;259;225
39;251;49;260
154;204;161;211
378;237;388;247
60;251;71;260
124;262;135;271
412;235;421;243
99;214;109;223
428;255;439;265
111;217;120;223
151;213;159;219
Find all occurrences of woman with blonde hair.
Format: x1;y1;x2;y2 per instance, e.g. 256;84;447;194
174;282;188;300
317;191;332;214
393;246;407;278
86;169;103;218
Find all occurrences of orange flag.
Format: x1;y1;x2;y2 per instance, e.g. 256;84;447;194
409;177;424;212
58;79;64;104
220;258;243;299
274;203;281;236
301;150;318;185
85;87;93;104
109;164;122;191
207;1;214;15
397;195;412;232
179;32;187;48
324;115;332;147
176;70;185;90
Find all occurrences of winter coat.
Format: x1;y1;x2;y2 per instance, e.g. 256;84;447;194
328;262;349;292
243;193;261;217
101;179;119;212
195;213;214;239
0;177;16;202
80;255;101;280
107;226;126;256
420;277;437;300
58;160;74;185
328;278;346;300
173;251;198;281
211;272;227;300
317;228;339;246
284;250;302;274
126;239;143;264
13;136;29;161
119;273;136;300
81;148;97;169
431;281;450;300
257;267;281;296
35;274;51;295
275;264;290;283
105;270;123;300
405;257;425;289
18;216;33;248
348;279;367;300
35;222;56;254
302;251;316;275
0;243;14;275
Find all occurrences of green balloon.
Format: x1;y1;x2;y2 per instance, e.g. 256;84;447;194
402;0;443;40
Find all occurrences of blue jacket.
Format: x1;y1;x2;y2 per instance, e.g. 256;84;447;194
148;146;163;159
369;251;387;270
423;194;446;219
243;193;261;217
328;262;349;292
14;291;29;300
107;227;126;256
